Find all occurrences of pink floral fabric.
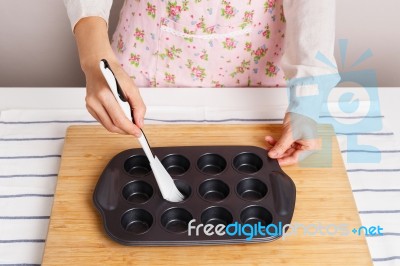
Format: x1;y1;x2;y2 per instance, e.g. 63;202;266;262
111;0;286;87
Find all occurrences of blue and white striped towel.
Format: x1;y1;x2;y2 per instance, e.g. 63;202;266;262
0;108;399;265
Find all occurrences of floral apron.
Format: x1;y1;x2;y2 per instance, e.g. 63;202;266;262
111;0;286;87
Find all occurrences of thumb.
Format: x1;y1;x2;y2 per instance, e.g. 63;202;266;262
111;62;146;128
124;86;146;128
129;95;146;128
268;131;294;159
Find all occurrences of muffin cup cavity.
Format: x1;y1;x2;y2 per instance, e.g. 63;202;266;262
161;208;193;233
124;155;151;177
161;154;190;176
164;180;192;202
197;154;227;175
201;207;233;226
121;209;153;234
233;153;263;174
236;178;267;201
122;181;154;204
199;179;229;202
240;206;273;227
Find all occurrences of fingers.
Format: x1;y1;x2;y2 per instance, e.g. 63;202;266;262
266;136;296;158
111;62;147;129
265;133;319;166
265;136;277;146
268;131;294;159
126;88;146;128
101;89;142;137
280;147;296;158
271;140;319;166
86;86;141;136
266;112;321;166
84;60;146;137
278;149;302;166
278;149;316;166
86;102;125;134
86;105;100;122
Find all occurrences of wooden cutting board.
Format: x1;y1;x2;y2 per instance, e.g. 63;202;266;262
42;125;371;265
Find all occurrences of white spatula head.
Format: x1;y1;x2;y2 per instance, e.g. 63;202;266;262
152;156;185;202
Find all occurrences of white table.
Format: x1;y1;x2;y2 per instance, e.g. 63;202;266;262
0;87;400;265
1;87;399;135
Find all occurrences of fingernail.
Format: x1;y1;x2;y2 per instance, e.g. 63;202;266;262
140;118;144;127
269;151;278;158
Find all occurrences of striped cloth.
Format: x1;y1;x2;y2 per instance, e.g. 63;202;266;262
0;108;399;265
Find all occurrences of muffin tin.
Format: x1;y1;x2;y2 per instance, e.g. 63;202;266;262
93;146;296;246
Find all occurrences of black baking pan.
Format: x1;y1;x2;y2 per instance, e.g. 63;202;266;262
93;146;296;246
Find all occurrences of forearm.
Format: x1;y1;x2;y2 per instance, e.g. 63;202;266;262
74;17;117;73
282;0;341;121
282;0;338;78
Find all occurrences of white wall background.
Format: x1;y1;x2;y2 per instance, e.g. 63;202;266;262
0;0;399;87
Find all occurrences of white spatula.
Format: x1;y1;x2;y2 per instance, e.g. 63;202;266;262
99;59;185;202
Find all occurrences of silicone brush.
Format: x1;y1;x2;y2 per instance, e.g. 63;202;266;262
99;59;184;202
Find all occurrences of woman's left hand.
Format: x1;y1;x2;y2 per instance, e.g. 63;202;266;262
265;112;321;166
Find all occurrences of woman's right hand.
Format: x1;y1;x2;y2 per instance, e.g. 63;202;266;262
84;59;146;137
74;17;146;137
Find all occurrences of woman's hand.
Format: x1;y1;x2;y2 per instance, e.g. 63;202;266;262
84;59;146;136
265;112;320;166
74;17;146;137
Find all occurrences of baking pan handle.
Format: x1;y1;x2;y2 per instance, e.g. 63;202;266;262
270;171;296;217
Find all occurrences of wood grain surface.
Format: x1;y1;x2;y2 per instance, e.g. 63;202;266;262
42;125;371;265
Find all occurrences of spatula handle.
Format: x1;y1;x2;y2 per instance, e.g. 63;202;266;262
99;60;132;121
99;59;155;160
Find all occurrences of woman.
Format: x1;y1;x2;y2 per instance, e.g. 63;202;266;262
64;0;340;165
